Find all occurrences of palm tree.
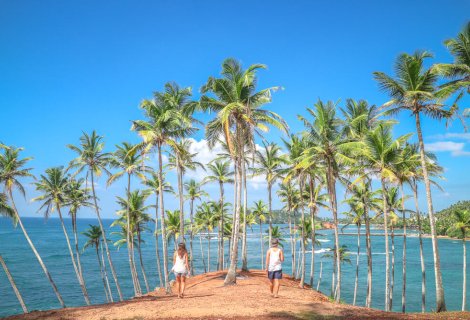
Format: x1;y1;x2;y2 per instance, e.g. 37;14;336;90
195;202;218;272
184;179;208;273
67;131;123;300
165;210;182;250
32;167;91;304
251;200;268;269
451;209;470;311
108;142;150;297
374;51;453;312
82;225;113;302
323;245;351;298
203;160;234;270
114;189;153;293
359;123;411;311
265;225;285;248
167;139;204;243
64;178;93;298
201;58;287;285
132;82;197;292
342;208;363;306
298;100;354;301
434;22;470;113
142;172;174;288
343;182;381;308
0;192;28;313
0;146;65;307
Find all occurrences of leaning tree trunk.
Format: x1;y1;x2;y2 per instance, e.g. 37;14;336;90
8;190;66;307
353;224;360;306
400;184;407;313
199;232;207;273
100;240;113;302
157;144;171;293
137;230;150;293
177;165;185;243
326;161;341;302
268;182;273;246
412;182;426;313
364;201;373;308
71;213;86;292
154;195;163;288
241;160;249;272
57;206;91;305
0;254;28;313
95;246;111;302
224;154;241;285
415;112;446;312
462;235;467;311
207;232;211;272
309;176;316;287
260;219;264;269
217;181;224;270
126;173;141;297
189;199;195;274
316;260;323;291
380;179;391;312
299;179;306;288
390;225;395;310
288;208;295;277
90;172;123;301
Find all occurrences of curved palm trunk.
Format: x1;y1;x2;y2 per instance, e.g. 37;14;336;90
71;214;84;286
157;144;171;293
412;182;426;312
0;254;28;313
90;172;123;301
100;240;113;302
189;199;195;274
309;176;316;287
289;209;295;277
217;181;224;270
260;219;264;269
154;195;163;288
316;260;323;291
126;174;141;297
177;164;185;243
353;224;360;306
224;156;241;285
390;226;395;309
400;184;407;313
415;113;446;312
380;179;391;312
326;162;341;302
137;234;150;293
242;160;249;272
95;246;111;303
199;232;207;273
207;232;211;272
364;204;373;308
8;190;66;307
463;235;467;311
268;182;273;246
299;179;306;288
57;206;91;304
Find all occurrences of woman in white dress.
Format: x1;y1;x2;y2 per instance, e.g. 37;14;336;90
265;238;284;298
172;243;190;298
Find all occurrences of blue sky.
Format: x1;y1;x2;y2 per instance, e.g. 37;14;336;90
1;0;469;219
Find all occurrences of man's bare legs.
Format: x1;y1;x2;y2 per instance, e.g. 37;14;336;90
269;279;274;295
273;279;280;298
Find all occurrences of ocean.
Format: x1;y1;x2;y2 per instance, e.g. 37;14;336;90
0;217;467;317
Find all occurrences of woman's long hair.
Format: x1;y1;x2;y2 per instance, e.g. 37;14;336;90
177;243;187;258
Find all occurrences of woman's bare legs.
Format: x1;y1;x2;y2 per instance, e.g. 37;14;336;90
176;275;182;298
180;275;186;297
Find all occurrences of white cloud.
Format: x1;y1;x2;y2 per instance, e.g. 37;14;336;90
425;141;470;157
431;132;470;141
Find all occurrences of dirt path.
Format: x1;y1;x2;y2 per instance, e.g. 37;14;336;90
4;270;470;319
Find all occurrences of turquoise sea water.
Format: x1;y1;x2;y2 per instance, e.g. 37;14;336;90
0;217;468;317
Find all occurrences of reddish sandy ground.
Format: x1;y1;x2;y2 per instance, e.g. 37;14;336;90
4;270;470;320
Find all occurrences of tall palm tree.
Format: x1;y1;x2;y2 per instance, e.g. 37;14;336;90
323;245;351;298
142;172;173;288
343;182;381;308
203;160;234;270
451;209;470;311
114;189;153;293
374;51;452;312
251;200;268;269
0;192;28;313
67;131;123;300
82;225;113;302
298;100;354;300
359;123;411;311
64;178;93;298
108;142;150;297
195;202;217;272
167;139;203;243
184;179;208;273
200;58;287;285
434;22;470;113
0;146;65;307
132;82;196;292
32;167;91;305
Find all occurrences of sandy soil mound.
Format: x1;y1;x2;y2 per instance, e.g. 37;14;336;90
4;270;470;320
